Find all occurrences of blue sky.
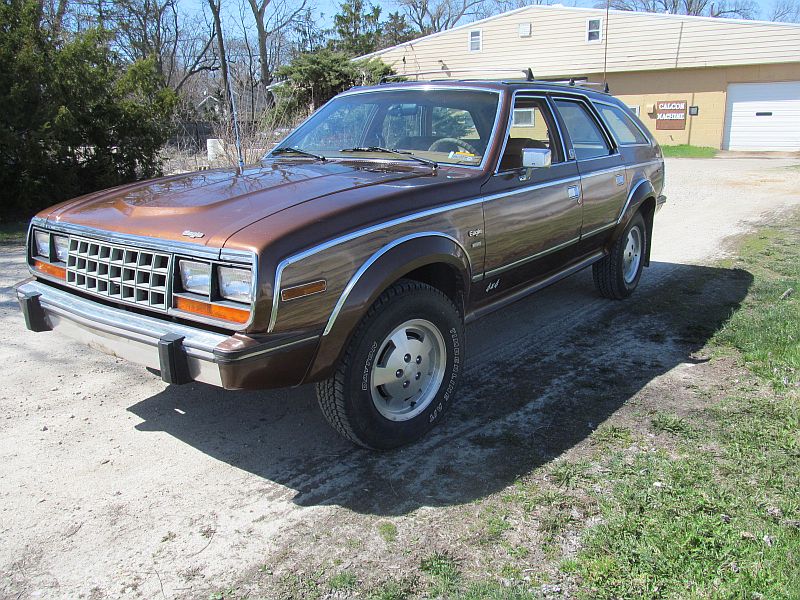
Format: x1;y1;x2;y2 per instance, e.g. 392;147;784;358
182;0;783;34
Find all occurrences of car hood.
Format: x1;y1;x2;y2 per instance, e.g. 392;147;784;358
42;161;436;249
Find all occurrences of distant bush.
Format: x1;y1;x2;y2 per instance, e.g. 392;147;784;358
274;49;393;114
0;0;177;219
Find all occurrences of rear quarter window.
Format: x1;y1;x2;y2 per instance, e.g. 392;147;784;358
595;103;650;146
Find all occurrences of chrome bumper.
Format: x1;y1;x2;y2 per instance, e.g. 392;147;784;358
16;279;227;386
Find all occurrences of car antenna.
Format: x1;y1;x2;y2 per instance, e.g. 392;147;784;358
525;67;534;81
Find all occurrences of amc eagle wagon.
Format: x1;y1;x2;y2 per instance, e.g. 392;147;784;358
17;78;665;449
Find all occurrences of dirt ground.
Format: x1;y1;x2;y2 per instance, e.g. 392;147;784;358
1;158;798;599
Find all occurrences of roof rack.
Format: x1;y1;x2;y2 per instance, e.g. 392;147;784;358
379;68;609;92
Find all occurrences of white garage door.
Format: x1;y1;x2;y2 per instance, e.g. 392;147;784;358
724;81;800;151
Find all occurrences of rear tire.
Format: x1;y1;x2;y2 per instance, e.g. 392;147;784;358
316;279;464;450
593;212;646;299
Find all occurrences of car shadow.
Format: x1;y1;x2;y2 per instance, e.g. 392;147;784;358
128;261;752;516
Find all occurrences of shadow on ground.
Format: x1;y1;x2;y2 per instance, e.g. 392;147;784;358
128;262;752;516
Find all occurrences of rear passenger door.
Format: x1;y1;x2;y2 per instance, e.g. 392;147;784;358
552;97;628;238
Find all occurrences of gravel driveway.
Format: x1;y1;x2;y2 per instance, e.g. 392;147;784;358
1;158;798;599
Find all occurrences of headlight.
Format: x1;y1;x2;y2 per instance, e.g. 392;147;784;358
179;260;211;295
53;235;69;263
217;266;252;303
34;230;50;258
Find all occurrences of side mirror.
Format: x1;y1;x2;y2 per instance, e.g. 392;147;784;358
522;147;551;168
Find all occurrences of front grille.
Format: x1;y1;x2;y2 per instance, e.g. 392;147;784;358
65;236;171;311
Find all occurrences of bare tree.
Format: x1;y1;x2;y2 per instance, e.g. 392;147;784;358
606;0;758;18
769;0;800;21
207;0;232;108
397;0;486;33
246;0;307;97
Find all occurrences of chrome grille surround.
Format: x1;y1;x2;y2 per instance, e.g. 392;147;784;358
65;235;171;311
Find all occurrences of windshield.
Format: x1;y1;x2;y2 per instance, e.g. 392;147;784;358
269;88;500;167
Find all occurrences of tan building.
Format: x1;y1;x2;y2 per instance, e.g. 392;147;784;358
360;5;800;150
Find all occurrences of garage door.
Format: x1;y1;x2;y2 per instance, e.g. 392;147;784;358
724;81;800;151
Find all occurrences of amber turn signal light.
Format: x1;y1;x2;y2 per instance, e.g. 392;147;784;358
280;279;327;302
175;296;250;324
33;259;66;280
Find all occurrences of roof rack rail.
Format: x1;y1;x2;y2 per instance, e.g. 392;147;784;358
379;68;535;84
378;68;610;92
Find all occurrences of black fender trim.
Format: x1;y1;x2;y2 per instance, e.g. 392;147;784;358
610;179;657;265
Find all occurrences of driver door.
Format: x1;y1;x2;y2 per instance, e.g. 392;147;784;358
479;95;583;296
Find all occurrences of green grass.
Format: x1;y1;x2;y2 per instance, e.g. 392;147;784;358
715;222;799;388
573;212;800;599
661;144;718;158
329;570;358;591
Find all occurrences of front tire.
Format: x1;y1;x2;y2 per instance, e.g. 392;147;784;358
593;212;647;299
316;279;464;450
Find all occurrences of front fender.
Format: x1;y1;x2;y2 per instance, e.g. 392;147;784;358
303;233;471;383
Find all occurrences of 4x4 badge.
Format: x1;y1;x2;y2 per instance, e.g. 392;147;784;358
182;230;205;239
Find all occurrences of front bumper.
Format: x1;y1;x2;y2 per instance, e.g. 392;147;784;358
16;279;319;390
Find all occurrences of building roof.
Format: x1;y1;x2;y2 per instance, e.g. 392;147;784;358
360;5;800;79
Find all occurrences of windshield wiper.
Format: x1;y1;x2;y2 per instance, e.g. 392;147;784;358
271;146;326;161
339;146;438;169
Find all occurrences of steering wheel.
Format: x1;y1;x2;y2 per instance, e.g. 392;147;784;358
427;138;480;155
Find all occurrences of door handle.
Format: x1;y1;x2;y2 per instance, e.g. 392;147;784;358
615;174;625;186
567;185;581;201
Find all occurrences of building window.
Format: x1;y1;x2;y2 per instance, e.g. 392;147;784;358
518;22;532;38
586;18;602;43
468;30;482;52
512;108;535;126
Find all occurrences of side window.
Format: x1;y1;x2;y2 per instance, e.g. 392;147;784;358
553;99;612;160
595;103;649;146
498;97;562;172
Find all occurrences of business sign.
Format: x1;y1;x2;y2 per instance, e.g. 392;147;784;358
656;100;688;130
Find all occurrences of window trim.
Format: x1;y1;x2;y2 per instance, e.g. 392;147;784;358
468;29;482;52
586;17;602;44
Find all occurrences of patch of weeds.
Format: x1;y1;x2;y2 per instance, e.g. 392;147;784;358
160;531;176;542
345;537;363;549
559;558;579;574
592;424;633;447
368;578;414;600
208;589;240;600
329;570;358;591
549;460;590;488
280;572;321;599
502;543;530;559
420;551;461;596
479;507;512;543
457;580;538;599
650;412;694;436
377;521;397;543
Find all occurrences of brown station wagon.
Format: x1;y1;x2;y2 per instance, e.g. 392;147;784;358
17;79;665;449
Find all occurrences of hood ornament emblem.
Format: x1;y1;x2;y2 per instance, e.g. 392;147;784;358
182;230;205;239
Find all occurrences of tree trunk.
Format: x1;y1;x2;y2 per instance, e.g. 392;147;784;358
207;0;230;109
